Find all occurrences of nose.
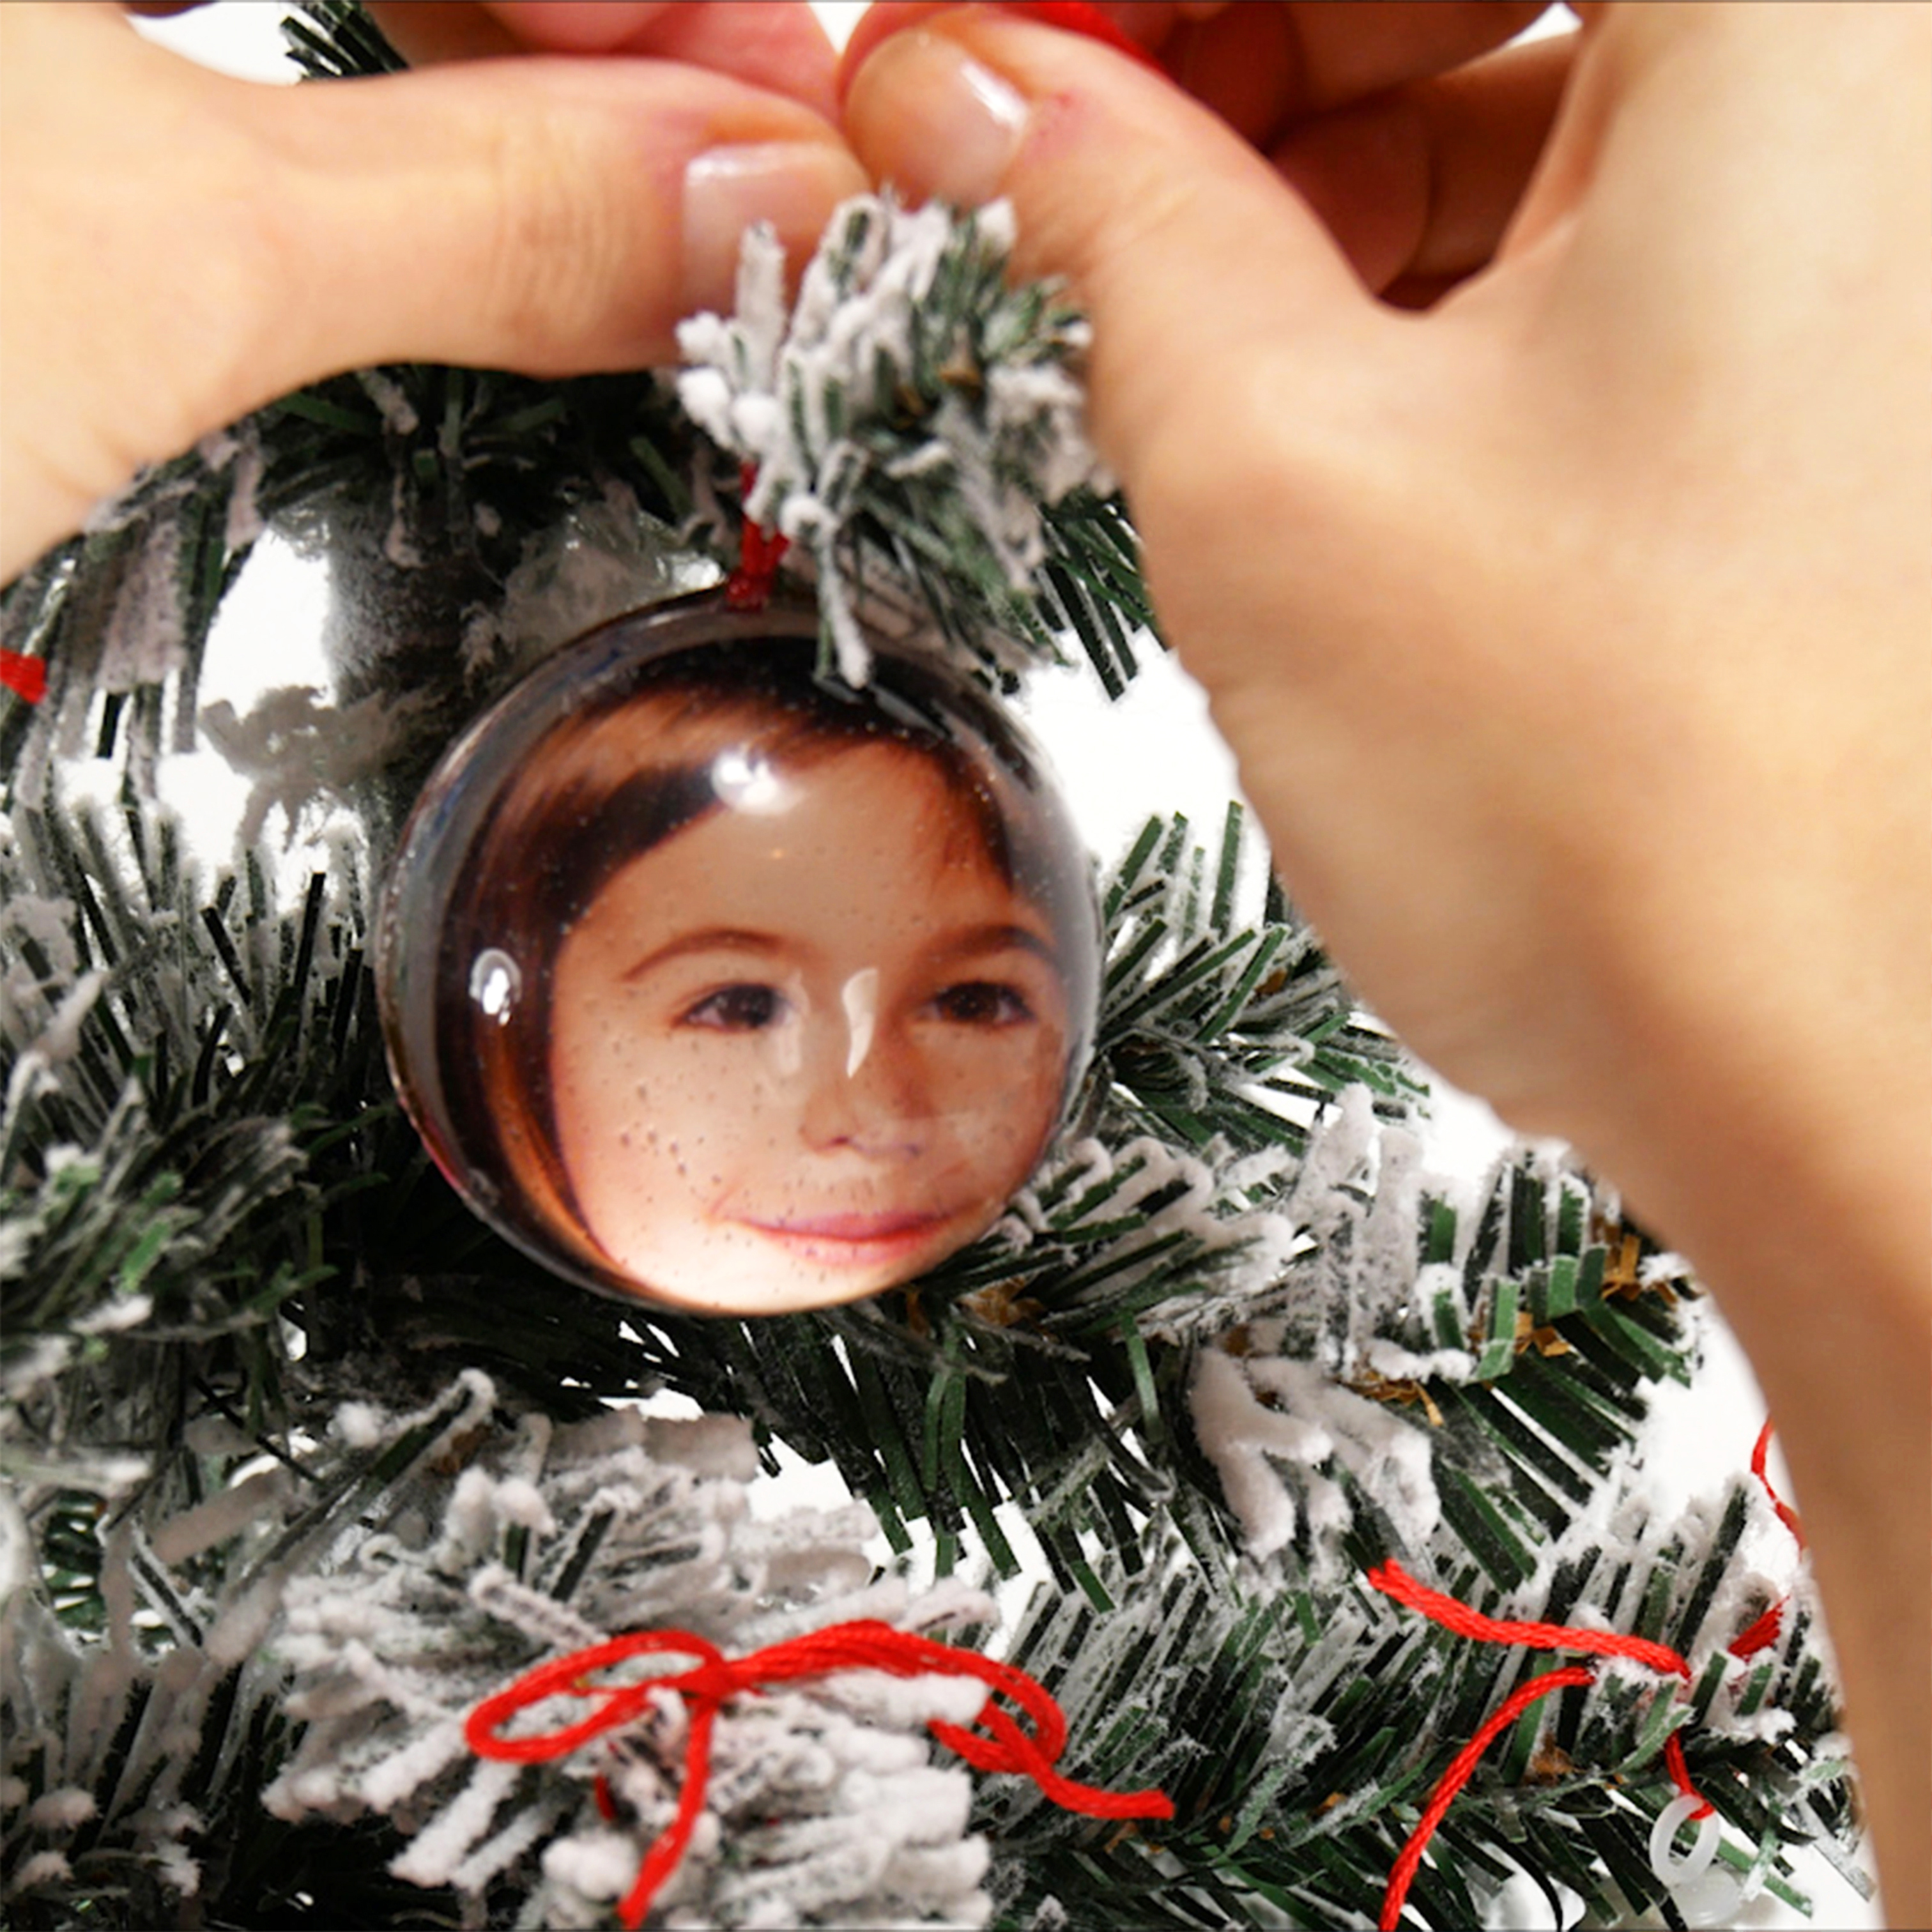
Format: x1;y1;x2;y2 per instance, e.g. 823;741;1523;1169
797;991;928;1159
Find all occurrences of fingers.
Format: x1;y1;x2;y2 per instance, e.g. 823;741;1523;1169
837;2;1600;1144
841;2;1552;141
372;3;842;121
1272;31;1574;299
841;7;1391;491
1127;0;1552;144
0;2;866;579
249;57;863;378
839;3;1574;461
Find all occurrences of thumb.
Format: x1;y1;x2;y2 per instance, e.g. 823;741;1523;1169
249;57;866;378
0;3;866;576
839;5;1388;490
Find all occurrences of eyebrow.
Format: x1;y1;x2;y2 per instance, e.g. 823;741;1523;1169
928;923;1059;970
622;928;789;982
621;921;1060;983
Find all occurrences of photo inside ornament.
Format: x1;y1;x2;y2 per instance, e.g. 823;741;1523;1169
378;590;1099;1315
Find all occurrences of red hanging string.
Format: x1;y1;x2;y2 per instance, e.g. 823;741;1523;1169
1726;1601;1784;1660
724;463;789;611
466;1620;1173;1929
1662;1729;1712;1822
1365;1560;1692;1680
1707;1419;1793;1687
1368;1415;1809;1927
1378;1664;1594;1932
1751;1418;1806;1547
1365;1561;1712;1929
1;650;47;703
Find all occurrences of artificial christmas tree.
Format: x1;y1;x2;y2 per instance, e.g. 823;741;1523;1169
1;8;1868;1926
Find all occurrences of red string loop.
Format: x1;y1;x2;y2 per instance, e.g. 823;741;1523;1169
724;462;789;611
1751;1419;1805;1547
466;1618;1172;1928
1;650;47;703
1662;1729;1713;1822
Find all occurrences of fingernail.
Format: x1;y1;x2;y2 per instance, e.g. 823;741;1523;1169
845;30;1031;208
682;141;862;314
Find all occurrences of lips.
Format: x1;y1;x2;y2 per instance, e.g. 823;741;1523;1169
742;1208;956;1271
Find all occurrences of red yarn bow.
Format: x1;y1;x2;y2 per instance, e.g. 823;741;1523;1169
466;1620;1173;1928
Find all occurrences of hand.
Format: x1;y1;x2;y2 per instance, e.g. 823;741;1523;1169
0;1;866;581
840;4;1930;1915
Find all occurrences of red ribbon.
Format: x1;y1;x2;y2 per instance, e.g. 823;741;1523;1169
466;1620;1172;1928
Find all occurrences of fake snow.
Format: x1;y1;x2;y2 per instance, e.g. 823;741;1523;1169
195;425;266;553
332;1402;387;1449
3;970;107;1123
150;1843;202;1900
70;1292;152;1338
259;1372;1009;1929
148;1465;290;1566
354;369;420;437
541;1826;645;1904
388;1758;523;1888
26;1787;97;1828
0;893;80;987
1190;1344;1443;1564
483;487;723;680
677;194;1105;686
12;1851;73;1887
197;683;429;852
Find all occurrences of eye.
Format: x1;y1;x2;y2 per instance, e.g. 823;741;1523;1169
927;981;1034;1027
680;983;788;1031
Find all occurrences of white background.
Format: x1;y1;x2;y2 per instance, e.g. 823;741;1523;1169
120;6;1880;1925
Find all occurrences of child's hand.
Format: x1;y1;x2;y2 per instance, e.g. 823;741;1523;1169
0;1;866;581
841;6;1930;1908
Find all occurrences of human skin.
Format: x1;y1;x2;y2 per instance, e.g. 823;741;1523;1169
546;742;1071;1314
0;1;866;581
839;3;1930;1915
0;0;1923;1910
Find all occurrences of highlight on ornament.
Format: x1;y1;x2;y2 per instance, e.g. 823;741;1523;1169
377;590;1099;1314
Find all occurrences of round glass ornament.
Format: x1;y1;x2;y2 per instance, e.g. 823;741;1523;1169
376;589;1100;1315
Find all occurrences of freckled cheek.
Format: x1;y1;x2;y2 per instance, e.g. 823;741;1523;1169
556;1025;801;1187
917;1025;1068;1157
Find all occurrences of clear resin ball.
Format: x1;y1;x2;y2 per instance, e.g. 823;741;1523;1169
377;590;1098;1315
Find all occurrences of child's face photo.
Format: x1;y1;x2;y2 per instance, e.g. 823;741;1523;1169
546;739;1073;1312
381;608;1100;1319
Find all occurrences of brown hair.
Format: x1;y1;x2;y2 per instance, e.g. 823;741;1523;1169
421;632;1097;1293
